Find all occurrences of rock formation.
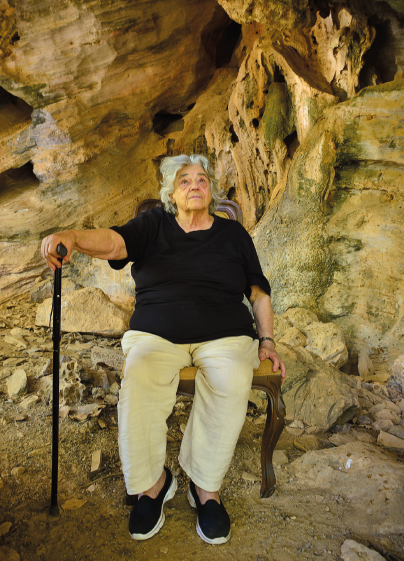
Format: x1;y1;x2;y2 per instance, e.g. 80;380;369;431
1;0;404;368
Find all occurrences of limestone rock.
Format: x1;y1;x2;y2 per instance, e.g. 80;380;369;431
278;326;306;348
288;442;404;535
36;287;131;337
90;370;110;390
38;356;72;378
303;322;348;369
392;355;404;381
104;394;118;406
370;401;402;416
282;308;318;330
0;522;12;536
280;343;359;430
377;431;404;450
372;420;393;432
293;435;320;452
273;315;292;340
358;350;375;379
10;328;31;337
30;278;83;303
59;361;88;405
329;433;357;446
217;0;311;29
7;369;27;398
91;346;125;372
0;546;20;561
253;82;404;369
341;540;386;561
4;335;28;349
373;409;400;424
19;394;39;409
248;389;266;412
273;450;288;466
388;425;404;441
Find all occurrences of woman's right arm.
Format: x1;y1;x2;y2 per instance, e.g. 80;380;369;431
41;228;128;271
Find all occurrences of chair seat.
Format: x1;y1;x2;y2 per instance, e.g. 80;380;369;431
179;358;278;380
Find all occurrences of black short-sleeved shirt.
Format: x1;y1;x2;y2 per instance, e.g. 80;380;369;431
108;207;271;344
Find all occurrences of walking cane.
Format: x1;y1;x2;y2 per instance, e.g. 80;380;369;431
49;242;67;520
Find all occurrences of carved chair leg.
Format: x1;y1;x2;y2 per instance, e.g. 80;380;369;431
252;376;286;498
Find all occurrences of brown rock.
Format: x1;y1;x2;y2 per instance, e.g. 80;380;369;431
0;546;20;561
289;442;404;535
282;308;318;330
279;326;307;348
303;322;348;369
36;288;131;337
293;435;320;451
91;346;125;371
11;467;25;476
358;350;375;379
280;343;359;430
7;369;27;398
341;540;386;561
273;315;292;339
372;420;393;432
377;431;404;450
373;409;401;424
4;335;28;349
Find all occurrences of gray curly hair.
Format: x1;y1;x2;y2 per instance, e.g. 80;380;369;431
159;154;224;215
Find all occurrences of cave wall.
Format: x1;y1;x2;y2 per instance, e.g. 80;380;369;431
1;0;403;365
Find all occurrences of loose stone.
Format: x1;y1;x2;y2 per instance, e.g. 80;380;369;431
0;522;12;536
372;420;393;432
388;425;404;441
7;369;27;398
11;467;25;476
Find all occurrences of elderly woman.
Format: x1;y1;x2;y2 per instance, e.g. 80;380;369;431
41;154;286;545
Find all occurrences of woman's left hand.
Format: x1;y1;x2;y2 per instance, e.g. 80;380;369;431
258;341;286;380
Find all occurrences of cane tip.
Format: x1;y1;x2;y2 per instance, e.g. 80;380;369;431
48;504;60;521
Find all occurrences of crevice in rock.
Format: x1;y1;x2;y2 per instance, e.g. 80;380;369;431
215;20;242;68
273;64;286;84
0;86;33;131
284;130;300;159
152;111;184;135
0;162;39;208
229;124;239;144
227;187;236;200
312;0;331;20
359;17;398;88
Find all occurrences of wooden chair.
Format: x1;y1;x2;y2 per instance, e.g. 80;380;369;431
131;199;286;498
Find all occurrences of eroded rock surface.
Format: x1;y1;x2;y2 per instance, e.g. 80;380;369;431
287;442;404;535
279;342;359;430
35;287;131;337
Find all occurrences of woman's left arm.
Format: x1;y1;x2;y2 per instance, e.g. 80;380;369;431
249;285;286;379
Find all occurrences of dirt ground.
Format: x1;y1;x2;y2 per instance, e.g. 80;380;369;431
1;296;403;561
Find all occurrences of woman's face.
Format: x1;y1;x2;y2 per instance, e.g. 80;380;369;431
170;164;212;214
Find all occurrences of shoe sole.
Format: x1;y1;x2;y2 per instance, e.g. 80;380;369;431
187;487;231;545
130;475;177;541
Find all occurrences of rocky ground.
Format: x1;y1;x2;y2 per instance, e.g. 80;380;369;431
1;296;404;561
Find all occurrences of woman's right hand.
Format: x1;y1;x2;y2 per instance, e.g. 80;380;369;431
41;231;76;271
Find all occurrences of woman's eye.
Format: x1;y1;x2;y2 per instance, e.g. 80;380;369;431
199;178;206;184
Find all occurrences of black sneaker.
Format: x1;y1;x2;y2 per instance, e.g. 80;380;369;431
188;480;231;544
129;467;177;540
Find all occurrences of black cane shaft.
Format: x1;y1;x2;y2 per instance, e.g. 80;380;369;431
50;245;66;518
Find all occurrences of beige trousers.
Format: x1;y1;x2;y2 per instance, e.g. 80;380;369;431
119;330;260;494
